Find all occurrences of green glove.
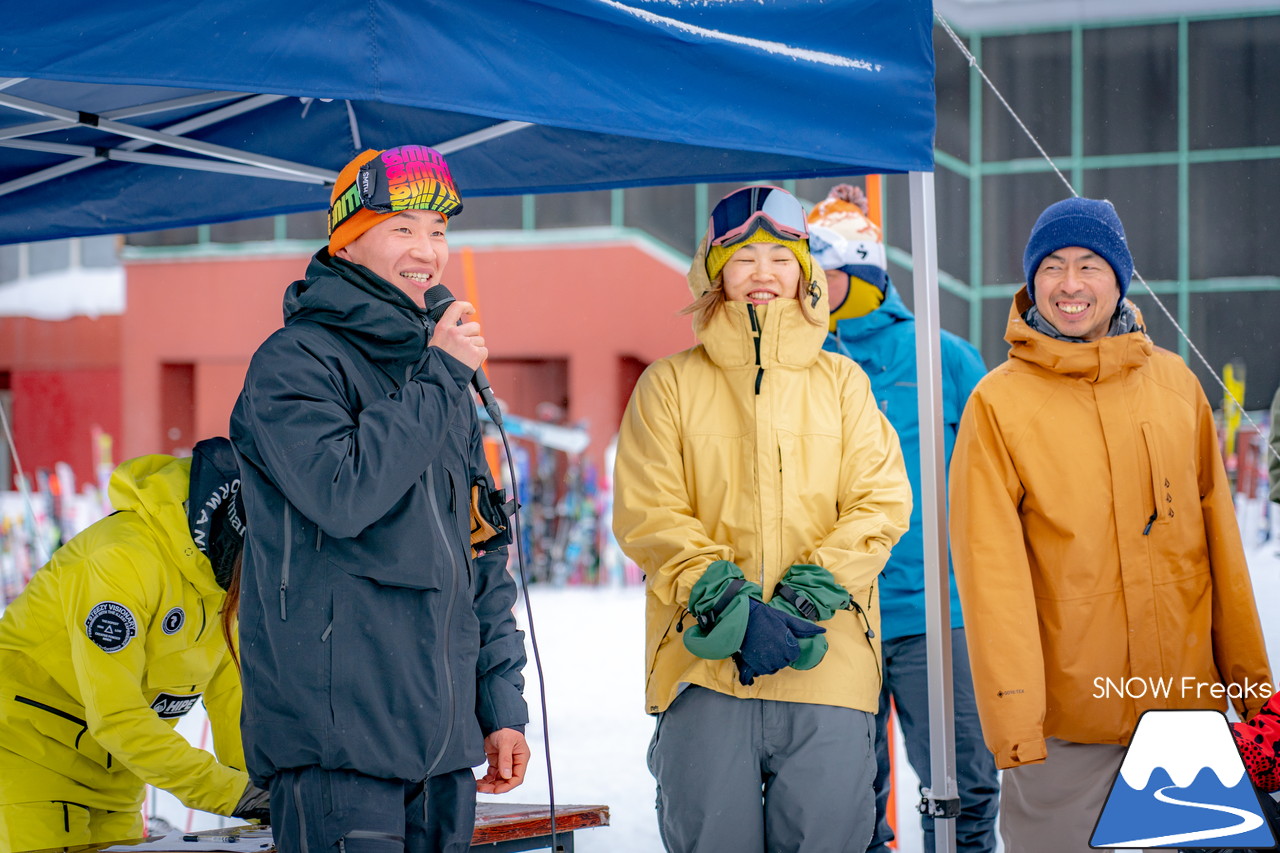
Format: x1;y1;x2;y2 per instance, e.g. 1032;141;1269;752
682;560;763;660
766;564;853;670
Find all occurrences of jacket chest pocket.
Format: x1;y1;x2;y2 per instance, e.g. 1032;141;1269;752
1140;422;1176;534
778;431;842;531
145;643;222;695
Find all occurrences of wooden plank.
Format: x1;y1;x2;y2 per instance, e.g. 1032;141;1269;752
35;804;610;852
471;803;610;845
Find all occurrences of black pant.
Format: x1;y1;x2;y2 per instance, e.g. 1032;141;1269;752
267;766;476;853
1189;790;1280;853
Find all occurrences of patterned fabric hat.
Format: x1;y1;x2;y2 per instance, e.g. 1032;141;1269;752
328;145;463;255
805;184;887;294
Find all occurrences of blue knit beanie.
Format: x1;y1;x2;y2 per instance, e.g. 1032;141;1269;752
1023;197;1133;301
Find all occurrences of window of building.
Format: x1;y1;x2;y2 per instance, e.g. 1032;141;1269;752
625;185;697;255
285;211;328;242
1083;25;1178;156
27;240;70;277
1189;159;1280;279
209;216;275;244
80;236;120;269
534;191;612;229
1189;16;1280;150
981;30;1073;162
449;195;524;231
125;227;201;247
0;244;20;284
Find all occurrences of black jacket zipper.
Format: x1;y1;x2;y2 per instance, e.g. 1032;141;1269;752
748;303;763;395
424;465;458;776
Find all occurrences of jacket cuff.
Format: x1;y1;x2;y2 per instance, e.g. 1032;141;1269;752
430;348;478;391
477;673;530;736
995;737;1047;770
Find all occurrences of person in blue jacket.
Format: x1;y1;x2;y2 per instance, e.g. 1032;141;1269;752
231;145;529;853
807;185;999;853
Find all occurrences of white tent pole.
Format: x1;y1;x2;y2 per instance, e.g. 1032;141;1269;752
0;139;329;183
0;93;310;199
433;120;534;155
909;169;959;853
0;91;332;181
0;92;252;141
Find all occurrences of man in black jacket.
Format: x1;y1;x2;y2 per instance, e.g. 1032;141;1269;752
231;145;529;853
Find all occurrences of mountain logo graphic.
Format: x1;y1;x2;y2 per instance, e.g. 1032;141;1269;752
1091;709;1277;849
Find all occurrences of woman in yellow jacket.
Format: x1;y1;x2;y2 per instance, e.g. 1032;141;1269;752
0;438;265;852
613;186;912;853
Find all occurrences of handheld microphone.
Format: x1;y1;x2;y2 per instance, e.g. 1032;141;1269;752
423;285;504;425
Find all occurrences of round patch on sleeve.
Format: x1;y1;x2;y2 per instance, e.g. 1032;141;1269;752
162;607;185;635
85;601;138;653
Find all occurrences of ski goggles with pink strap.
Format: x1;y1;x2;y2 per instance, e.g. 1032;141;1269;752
330;145;463;233
707;185;809;247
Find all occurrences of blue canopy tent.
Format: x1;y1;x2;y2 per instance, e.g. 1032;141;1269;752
0;2;963;847
0;0;934;242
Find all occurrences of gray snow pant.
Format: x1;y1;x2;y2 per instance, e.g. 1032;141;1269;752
648;685;876;853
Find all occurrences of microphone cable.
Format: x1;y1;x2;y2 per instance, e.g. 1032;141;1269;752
488;413;559;847
421;282;557;844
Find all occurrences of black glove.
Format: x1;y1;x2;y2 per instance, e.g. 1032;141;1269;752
734;598;825;686
231;782;271;823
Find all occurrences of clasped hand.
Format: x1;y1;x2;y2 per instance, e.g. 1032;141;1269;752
734;598;825;686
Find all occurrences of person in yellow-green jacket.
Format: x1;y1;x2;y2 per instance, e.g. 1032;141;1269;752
613;185;912;853
0;437;267;852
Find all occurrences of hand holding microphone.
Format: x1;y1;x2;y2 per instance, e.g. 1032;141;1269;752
429;300;487;372
424;285;504;425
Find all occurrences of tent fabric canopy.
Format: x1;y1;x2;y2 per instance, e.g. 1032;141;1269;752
0;0;935;244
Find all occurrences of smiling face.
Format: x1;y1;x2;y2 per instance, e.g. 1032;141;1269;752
721;242;802;305
335;210;449;307
1033;246;1121;341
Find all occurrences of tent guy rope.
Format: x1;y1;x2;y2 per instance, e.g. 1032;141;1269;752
936;12;1278;467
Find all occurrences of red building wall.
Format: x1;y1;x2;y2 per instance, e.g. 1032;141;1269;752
121;238;696;468
9;369;120;487
4;236;697;484
0;315;122;487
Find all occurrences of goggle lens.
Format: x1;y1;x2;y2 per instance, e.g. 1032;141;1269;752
708;185;809;247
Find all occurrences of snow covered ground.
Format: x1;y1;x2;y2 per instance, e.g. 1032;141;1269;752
152;516;1280;852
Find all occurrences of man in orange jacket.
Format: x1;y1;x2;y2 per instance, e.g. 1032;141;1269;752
949;197;1273;853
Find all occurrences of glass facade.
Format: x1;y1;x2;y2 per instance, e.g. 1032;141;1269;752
921;10;1280;408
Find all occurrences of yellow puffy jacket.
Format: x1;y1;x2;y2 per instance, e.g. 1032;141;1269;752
613;241;912;715
0;454;248;815
950;292;1274;769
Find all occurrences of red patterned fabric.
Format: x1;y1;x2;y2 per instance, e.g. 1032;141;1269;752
1233;693;1280;792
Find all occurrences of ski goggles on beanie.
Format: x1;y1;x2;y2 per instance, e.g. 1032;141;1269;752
704;185;813;284
328;145;464;255
707;185;809;248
